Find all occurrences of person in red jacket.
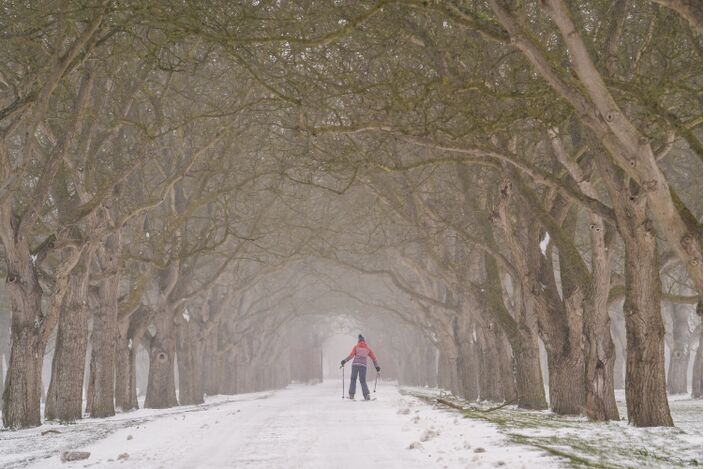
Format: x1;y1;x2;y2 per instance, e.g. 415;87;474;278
340;334;380;400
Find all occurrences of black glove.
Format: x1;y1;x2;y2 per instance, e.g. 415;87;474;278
376;366;381;372
340;360;346;366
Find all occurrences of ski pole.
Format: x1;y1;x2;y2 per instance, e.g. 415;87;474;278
374;371;379;393
341;364;345;399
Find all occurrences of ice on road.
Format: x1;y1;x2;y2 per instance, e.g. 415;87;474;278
17;381;559;469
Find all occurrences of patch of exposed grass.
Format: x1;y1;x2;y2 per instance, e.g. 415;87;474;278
403;388;703;469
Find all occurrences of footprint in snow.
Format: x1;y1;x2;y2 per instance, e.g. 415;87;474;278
420;428;440;442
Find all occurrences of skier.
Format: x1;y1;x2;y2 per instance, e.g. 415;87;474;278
340;334;380;400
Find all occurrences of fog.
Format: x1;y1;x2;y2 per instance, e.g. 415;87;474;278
0;3;701;467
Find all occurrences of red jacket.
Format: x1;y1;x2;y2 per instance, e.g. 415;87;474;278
344;341;379;368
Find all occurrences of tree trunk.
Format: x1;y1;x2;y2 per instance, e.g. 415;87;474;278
457;335;479;401
176;320;205;405
545;343;585;415
437;335;460;395
583;316;619;419
1;222;45;428
582;221;619;420
493;177;549;410
86;233;122;417
45;255;91;421
86;274;119;417
691;322;702;398
513;328;549;410
498;331;518;402
0;311;10;411
115;314;143;412
477;323;504;401
144;309;178;409
2;327;43;428
114;333;138;411
538;249;586;416
596;155;671;426
483;252;547;409
541;281;586;416
451;311;476;399
204;338;221;395
667;304;691;394
621;202;673;426
116;312;149;411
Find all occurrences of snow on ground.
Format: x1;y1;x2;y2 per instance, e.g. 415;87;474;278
406;388;703;469
1;380;561;469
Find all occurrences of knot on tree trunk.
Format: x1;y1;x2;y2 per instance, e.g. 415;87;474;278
499;179;512;199
643;180;658;192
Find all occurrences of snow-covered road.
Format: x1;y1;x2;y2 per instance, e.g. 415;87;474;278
9;381;560;469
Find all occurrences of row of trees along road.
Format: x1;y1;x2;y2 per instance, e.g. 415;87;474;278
0;0;701;429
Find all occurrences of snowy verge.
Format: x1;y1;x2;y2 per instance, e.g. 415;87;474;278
403;387;703;469
0;391;274;469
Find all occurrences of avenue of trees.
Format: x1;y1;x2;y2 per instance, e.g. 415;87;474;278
0;0;701;430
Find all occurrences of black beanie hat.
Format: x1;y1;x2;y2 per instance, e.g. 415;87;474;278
358;334;365;342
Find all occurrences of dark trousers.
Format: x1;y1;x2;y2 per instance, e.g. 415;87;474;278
349;365;369;397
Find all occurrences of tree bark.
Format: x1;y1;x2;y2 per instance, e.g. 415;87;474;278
620;199;673;426
86;273;119;417
438;334;460;395
691;321;702;398
494;178;551;411
204;336;222;396
144;309;178;409
513;328;549;410
484;252;547;409
86;233;122;417
537;235;587;416
583;222;620;420
1;216;45;428
114;329;139;411
667;304;691;394
115;312;146;411
176;319;205;405
582;300;620;418
541;292;586;415
477;323;504;402
596;155;673;427
2;326;43;428
498;331;518;402
45;253;92;421
457;325;479;401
